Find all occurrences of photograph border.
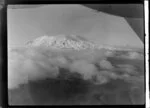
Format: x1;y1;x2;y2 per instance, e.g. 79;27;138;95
0;0;147;107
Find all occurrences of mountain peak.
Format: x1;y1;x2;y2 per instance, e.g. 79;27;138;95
26;34;97;50
26;34;138;51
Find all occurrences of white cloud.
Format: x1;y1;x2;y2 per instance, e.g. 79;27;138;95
99;59;114;70
128;52;144;60
9;45;143;90
117;51;144;60
8;47;108;89
70;60;98;80
116;64;137;75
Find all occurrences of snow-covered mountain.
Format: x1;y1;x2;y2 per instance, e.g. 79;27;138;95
26;35;99;50
26;34;143;52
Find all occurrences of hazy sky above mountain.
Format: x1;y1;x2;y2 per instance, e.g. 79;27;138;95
7;5;143;48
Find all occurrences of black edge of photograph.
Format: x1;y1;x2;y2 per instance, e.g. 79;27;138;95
0;0;148;108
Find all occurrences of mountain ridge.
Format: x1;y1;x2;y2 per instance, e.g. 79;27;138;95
26;35;143;52
26;35;97;50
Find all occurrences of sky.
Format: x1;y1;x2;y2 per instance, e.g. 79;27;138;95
7;4;144;48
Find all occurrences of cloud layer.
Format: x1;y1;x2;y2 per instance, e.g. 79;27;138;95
8;46;144;89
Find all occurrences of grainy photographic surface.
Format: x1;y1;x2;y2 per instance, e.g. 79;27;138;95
7;4;144;105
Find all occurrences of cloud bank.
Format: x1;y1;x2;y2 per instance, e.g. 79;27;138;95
8;46;144;89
